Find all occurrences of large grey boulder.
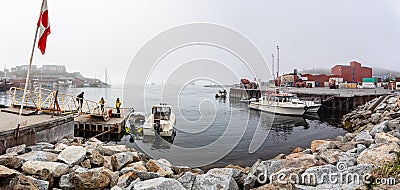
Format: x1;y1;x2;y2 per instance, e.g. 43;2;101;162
387;120;400;131
71;168;110;189
371;113;382;124
58;146;86;166
146;159;174;177
243;159;284;189
0;153;22;169
18;151;58;162
22;161;69;177
96;145;129;156
27;176;49;190
120;167;160;180
338;152;357;167
192;168;240;190
375;132;400;144
133;177;185;190
26;142;55;151
178;172;196;190
0;165;20;178
127;161;148;171
59;173;74;190
300;165;338;186
370;121;388;137
318;149;341;165
111;152;135;171
6;144;26;155
357;142;400;167
353;131;374;147
87;149;105;166
116;171;136;188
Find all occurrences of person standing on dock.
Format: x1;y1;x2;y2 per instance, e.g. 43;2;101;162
99;97;105;113
116;98;121;117
76;92;84;113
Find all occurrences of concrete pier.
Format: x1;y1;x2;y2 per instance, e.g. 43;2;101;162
286;87;390;113
0;108;74;153
231;86;392;113
229;88;261;99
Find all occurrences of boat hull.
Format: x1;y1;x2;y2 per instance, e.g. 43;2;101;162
304;101;321;113
249;102;306;116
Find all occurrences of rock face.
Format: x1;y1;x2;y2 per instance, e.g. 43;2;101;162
58;146;86;166
357;142;400;167
133;177;185;190
22;161;69;177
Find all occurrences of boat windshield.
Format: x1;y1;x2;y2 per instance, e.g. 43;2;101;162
153;107;171;114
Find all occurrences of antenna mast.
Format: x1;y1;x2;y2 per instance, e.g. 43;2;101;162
272;54;275;81
276;45;280;79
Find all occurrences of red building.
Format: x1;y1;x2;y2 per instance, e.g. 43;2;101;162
331;61;372;83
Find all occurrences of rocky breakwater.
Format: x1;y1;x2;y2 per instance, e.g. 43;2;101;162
0;137;251;190
2;95;400;190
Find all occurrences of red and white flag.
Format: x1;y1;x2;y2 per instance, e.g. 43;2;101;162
37;0;51;54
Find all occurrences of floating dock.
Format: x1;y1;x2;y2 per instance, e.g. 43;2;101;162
74;108;134;141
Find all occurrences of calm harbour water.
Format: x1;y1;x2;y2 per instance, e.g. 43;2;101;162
0;85;346;168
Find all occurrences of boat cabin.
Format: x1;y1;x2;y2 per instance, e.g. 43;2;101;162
265;93;304;104
152;104;172;121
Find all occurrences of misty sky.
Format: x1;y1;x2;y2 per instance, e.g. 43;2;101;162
1;0;399;85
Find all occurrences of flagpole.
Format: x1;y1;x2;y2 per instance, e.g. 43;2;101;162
16;0;46;137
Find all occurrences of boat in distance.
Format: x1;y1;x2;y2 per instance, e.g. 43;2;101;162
143;103;176;137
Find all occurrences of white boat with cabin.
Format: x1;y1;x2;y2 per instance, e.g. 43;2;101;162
249;92;307;116
143;104;176;137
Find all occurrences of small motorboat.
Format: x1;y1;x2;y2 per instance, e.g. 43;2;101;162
143;103;176;137
215;89;227;98
249;92;306;116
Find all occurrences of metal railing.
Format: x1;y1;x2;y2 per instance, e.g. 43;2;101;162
9;87;111;120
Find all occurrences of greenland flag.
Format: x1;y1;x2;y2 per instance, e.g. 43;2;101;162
37;0;51;54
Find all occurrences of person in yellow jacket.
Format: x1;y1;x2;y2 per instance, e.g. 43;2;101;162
99;97;105;113
116;98;121;117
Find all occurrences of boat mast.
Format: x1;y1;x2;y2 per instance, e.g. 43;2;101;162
272;54;275;81
276;45;280;79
